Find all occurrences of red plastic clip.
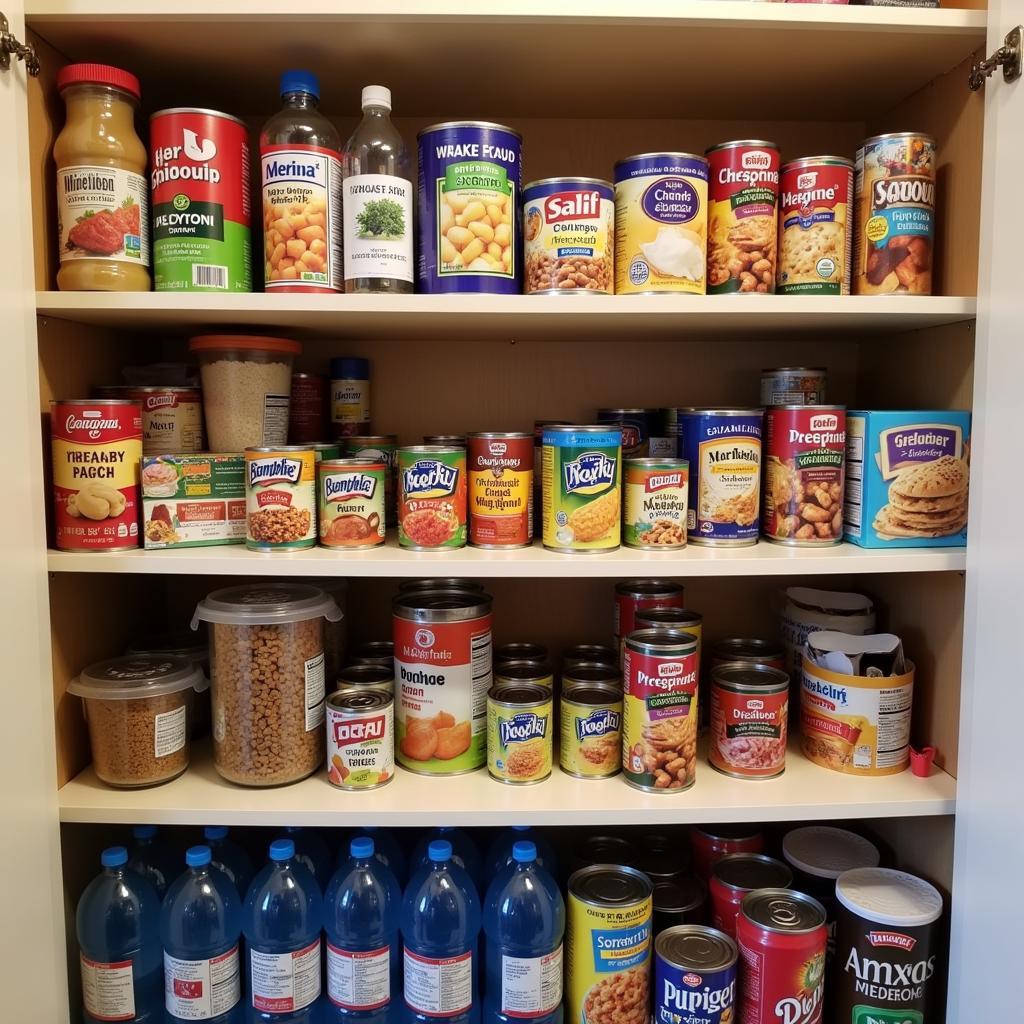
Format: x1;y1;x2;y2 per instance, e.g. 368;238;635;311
910;746;936;777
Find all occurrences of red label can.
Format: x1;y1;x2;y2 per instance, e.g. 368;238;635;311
467;432;533;549
691;827;765;883
289;372;328;444
614;580;686;642
763;405;846;546
709;855;793;940
709;663;790;779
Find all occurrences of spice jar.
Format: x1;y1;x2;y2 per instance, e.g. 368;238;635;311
68;655;205;788
192;584;343;786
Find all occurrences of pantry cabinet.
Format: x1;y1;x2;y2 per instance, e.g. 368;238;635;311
1;1;1022;1020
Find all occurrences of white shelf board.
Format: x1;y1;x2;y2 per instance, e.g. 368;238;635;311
58;740;956;827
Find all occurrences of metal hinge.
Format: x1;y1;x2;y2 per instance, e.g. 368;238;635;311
969;25;1022;91
0;11;40;76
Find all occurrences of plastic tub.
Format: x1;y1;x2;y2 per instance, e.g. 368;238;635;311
68;655;206;788
127;628;211;738
189;334;301;451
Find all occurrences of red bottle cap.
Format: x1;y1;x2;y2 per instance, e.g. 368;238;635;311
57;63;141;100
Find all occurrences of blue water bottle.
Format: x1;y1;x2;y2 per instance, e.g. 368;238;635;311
205;826;255;897
484;828;556;877
410;828;482;893
242;839;324;1023
361;827;407;887
77;846;162;1024
324;837;401;1023
161;845;243;1024
482;842;565;1024
127;824;180;899
284;827;332;890
401;840;481;1024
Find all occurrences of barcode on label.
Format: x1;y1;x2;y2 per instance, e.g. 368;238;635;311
192;264;228;289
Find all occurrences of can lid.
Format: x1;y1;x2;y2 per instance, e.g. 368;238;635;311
331;357;370;377
189;334;301;356
783;827;881;881
835;868;942;928
711;663;789;693
192;584;343;627
495;643;549;664
393;589;493;621
741;889;826;933
68;654;204;701
57;63;140;99
570;864;651;905
615;580;686;598
713;854;793;893
494;661;553;684
635;607;703;628
398;578;484;592
652;876;707;914
488;682;550;706
655;925;737;971
361;85;392;110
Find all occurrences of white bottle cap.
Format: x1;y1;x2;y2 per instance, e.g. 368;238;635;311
361;85;392;111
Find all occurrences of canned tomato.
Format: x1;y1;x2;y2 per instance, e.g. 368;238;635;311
397;445;467;550
351;640;394;667
51;399;142;552
709;639;784;672
654;925;737;1024
706;140;780;295
494;660;554;691
760;367;827;407
614;152;709;296
317;458;385;548
325;688;393;789
336;663;394;696
763;405;846;545
150;107;252;292
563;646;619;671
523;177;614;294
495;642;548;666
467;431;532;548
288;372;327;444
622;628;699;792
417;120;522;294
487;682;553;784
736;889;827;1024
96;386;202;456
624;458;689;549
677;408;763;546
615;581;686;643
393;589;492;775
709;663;789;780
653;878;709;934
542;426;622;553
244;446;316;551
567;866;653;1024
560;681;622;779
710;855;793;941
597;408;660;459
691;827;765;884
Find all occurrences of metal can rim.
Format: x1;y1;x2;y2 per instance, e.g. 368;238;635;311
488;682;551;707
494;661;554;683
859;131;936;151
327;687;393;713
418;119;521;139
704;139;779;156
346;434;398;445
740;888;827;933
52;398;139;407
467;431;532;440
524;175;613;191
150;106;246;126
766;404;846;412
568;863;653;906
712;853;793;893
615;151;708;167
337;664;394;686
615;580;686;598
626;627;699;655
676;407;764;416
635;608;703;627
399;445;464;455
760;366;828;374
245;445;314;454
393;590;493;621
780;156;854;172
625;458;688;469
319;458;383;470
711;662;789;694
655;924;738;971
562;682;622;706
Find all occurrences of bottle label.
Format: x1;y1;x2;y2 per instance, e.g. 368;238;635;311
501;946;563;1016
343;173;414;283
403;947;473;1015
326;942;391;1010
163;945;240;1020
304;652;326;731
249;938;321;1013
80;955;135;1021
330;379;371;431
154;703;187;758
261;144;343;292
57;164;150;267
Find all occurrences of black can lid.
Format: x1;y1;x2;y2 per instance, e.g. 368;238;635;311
713;854;793;893
653;876;707;914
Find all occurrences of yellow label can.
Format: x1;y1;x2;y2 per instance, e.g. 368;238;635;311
487;683;552;784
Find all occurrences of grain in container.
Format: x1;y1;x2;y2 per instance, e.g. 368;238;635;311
709;854;793;940
486;682;553;784
126;629;211;739
654;925;738;1024
326;688;394;790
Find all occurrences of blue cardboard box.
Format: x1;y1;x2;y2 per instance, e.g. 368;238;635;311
844;410;970;547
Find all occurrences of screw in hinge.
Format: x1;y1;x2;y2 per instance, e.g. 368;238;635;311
969;25;1022;91
0;11;41;76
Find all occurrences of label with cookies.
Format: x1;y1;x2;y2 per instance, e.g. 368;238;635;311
486;683;552;784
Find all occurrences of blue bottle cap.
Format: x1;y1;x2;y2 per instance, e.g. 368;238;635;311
512;841;536;864
132;825;156;840
280;70;320;100
351;837;374;859
512;825;531;832
204;826;228;841
186;845;212;868
428;840;452;863
102;846;128;868
284;826;301;834
438;826;454;834
270;839;295;862
330;357;369;378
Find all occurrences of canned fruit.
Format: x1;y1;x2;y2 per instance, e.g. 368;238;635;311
326;689;394;789
468;432;533;548
487;683;553;783
709;664;789;780
397;446;467;550
317;458;386;548
654;925;737;1024
560;683;622;779
623;459;689;549
245;446;317;551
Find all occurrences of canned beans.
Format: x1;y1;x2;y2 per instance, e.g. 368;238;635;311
245;446;317;551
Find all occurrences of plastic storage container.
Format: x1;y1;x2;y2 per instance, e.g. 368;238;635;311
127;628;211;738
128;824;181;899
204;826;255;897
67;655;205;788
192;584;343;786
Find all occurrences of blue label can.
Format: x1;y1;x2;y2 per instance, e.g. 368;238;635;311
655;925;737;1024
417;120;522;293
677;408;763;546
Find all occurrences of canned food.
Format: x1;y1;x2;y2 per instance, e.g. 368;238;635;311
326;688;394;789
523;177;614;294
423;434;466;447
653;408;684;459
330;357;370;438
623;458;689;549
494;660;554;691
760;367;827;407
597;408;660;459
690;827;765;884
708;639;784;672
634;608;702;662
344;434;398;518
288;373;328;444
95;386;203;455
397;579;484;594
635;834;689;883
494;642;549;666
709;855;793;940
708;663;789;780
317;458;385;548
562;645;619;671
335;663;394;696
350;640;393;667
397;445;467;550
571;836;639;874
244;446;316;551
677;408;763;546
309;441;341;463
763;405;846;545
542;426;622;553
560;682;622;779
653;877;709;934
567;865;653;1024
417;120;522;294
654;926;737;1024
615;582;687;645
467;431;533;548
487;682;553;784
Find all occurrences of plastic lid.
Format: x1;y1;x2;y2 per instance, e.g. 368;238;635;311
836;868;943;928
127;630;208;661
204;826;228;841
57;63;140;100
270;839;295;863
133;825;157;840
429;840;452;863
783;826;881;881
330;357;369;378
361;85;392;110
102;846;129;868
513;825;530;832
351;837;375;859
189;334;301;357
68;655;203;701
187;846;212;868
281;69;320;98
513;842;536;864
192;584;343;627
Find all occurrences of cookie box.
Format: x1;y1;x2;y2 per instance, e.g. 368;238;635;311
843;410;970;547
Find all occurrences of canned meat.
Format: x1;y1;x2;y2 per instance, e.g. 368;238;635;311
559;682;622;779
467;431;533;548
244;446;316;551
397;445;467;550
317;458;386;548
708;663;789;780
486;682;553;784
623;458;689;549
325;688;393;789
654;925;737;1024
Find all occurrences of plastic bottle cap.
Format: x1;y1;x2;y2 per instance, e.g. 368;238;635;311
512;825;531;832
280;69;320;99
102;846;129;868
351;837;375;859
204;825;229;841
270;839;295;862
513;841;536;864
284;826;300;834
429;840;452;863
186;845;212;868
330;357;369;379
56;63;141;100
132;825;157;840
361;85;392;111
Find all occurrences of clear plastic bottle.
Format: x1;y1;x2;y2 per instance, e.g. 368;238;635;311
411;828;482;894
324;836;402;1023
361;827;407;887
242;839;324;1023
77;846;162;1024
284;827;333;891
128;824;181;899
401;840;481;1024
205;826;255;898
342;86;414;294
485;827;557;878
161;845;243;1024
482;842;565;1024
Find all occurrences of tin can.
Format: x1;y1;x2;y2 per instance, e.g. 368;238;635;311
467;431;533;548
393;589;492;775
487;682;553;784
615;581;687;644
736;889;827;1024
150;107;252;292
571;836;639;875
542;426;622;553
309;442;341;463
690;827;765;884
495;642;549;666
562;662;622;689
709;855;793;940
634;608;702;660
336;663;394;696
562;646;619;671
417;120;522;294
351;640;394;667
398;579;484;594
709;639;784;672
763;405;846;545
635;834;689;883
534;418;571;537
397;445;467;550
325;688;394;789
654;925;738;1024
614;152;709;296
760;367;827;407
95;385;203;456
423;434;466;447
244;446;316;551
494;660;554;691
705;139;780;295
523;177;614;294
854;133;936;296
623;458;689;549
622;628;700;792
567;866;653;1024
677;408;763;546
51;399;143;552
653;878;709;934
345;434;398;519
317;458;385;548
652;408;684;459
709;663;789;780
560;681;622;779
288;372;327;444
597;408;660;459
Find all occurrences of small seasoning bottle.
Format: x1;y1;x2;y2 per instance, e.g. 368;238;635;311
330;357;371;438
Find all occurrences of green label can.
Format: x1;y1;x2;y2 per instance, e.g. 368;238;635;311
397;446;467;549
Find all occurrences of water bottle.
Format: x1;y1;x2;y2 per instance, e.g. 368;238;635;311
401;840;481;1024
362;827;407;887
77;846;162;1024
482;842;565;1024
205;826;255;897
410;828;482;893
161;845;243;1024
324;837;401;1023
284;827;332;890
485;828;556;878
128;824;180;899
242;839;324;1022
